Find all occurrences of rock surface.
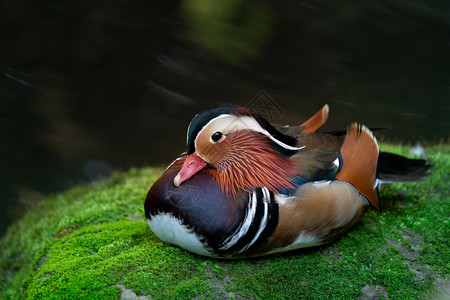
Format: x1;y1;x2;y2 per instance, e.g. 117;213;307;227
0;145;448;299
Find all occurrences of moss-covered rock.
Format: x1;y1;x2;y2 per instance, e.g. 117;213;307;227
1;144;449;299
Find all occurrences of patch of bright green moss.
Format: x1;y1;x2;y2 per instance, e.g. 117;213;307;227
23;220;211;299
1;144;449;299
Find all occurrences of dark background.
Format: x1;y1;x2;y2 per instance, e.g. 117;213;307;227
1;0;449;235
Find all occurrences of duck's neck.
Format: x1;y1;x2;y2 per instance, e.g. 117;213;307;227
209;134;300;197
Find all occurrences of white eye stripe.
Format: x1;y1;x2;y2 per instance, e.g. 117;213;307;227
193;114;304;152
194;114;232;150
231;116;305;150
266;134;305;151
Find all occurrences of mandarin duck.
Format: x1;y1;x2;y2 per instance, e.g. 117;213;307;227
145;105;430;258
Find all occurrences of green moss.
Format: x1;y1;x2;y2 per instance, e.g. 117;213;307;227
22;220;211;299
1;145;449;299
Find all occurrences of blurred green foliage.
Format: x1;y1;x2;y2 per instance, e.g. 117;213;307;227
180;0;274;65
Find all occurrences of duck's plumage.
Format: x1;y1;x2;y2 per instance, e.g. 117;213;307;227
145;104;430;258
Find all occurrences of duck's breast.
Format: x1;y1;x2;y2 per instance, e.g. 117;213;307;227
145;167;282;257
145;167;248;256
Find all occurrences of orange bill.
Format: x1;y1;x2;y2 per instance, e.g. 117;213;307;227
174;153;207;187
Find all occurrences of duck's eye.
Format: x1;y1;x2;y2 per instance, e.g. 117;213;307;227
211;131;223;142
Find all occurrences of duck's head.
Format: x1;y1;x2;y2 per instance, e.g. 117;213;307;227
174;105;303;196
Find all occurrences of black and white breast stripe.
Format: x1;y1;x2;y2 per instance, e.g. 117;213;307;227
213;187;279;256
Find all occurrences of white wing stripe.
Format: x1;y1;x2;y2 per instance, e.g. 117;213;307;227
238;188;270;253
218;191;257;250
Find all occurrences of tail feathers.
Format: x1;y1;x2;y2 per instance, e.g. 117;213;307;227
377;152;431;183
300;104;329;133
336;124;380;211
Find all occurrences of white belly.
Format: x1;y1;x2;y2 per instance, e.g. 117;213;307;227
147;214;212;257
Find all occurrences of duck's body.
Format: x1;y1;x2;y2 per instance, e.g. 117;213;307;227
145;105;429;258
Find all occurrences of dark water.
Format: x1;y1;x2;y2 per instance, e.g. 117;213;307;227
1;1;449;235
